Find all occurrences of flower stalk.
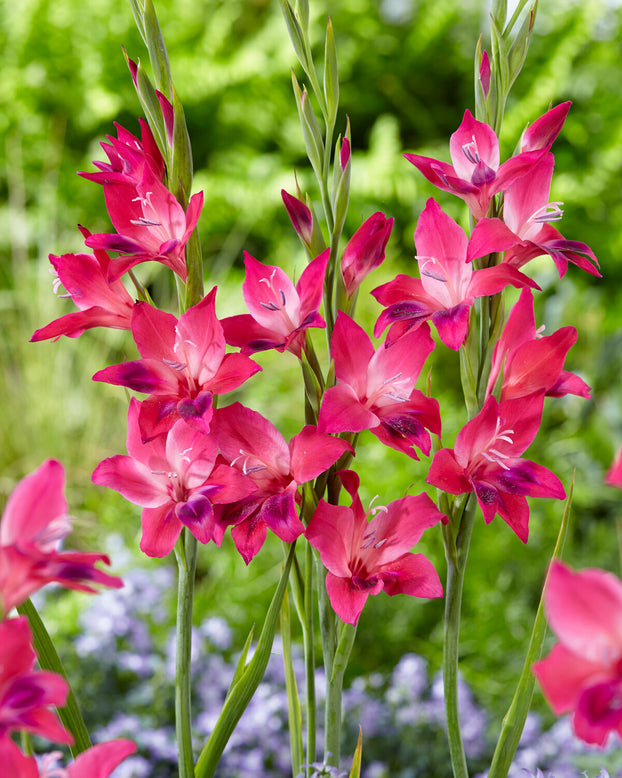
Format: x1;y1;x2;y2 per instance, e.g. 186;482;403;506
174;530;198;778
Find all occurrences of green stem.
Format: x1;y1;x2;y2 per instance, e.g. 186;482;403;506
17;598;92;756
324;620;357;768
174;530;198;778
304;539;317;772
442;495;476;778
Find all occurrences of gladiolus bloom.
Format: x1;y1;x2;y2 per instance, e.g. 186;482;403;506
427;393;565;542
318;312;440;459
92;399;256;558
0;459;122;616
31;227;134;342
93;289;260;440
533;561;622;746
404;110;545;221
486;289;590;401
373;199;537;349
468;153;600;278
306;470;444;624
221;250;329;358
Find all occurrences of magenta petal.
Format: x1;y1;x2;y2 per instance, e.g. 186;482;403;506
467;217;523;261
31;307;133;341
379;553;443;599
521;102;571;153
532;642;603;715
318;384;378;434
427;449;470;494
177;391;213;434
92;455;164;508
289;425;352;483
140;505;181;557
131;302;177;361
305;502;354;579
174;495;216;544
93;359;179;395
331;313;375;392
231;514;268;565
1;459;67;547
209;352;261;393
431;304;470;350
545;562;622;663
67;740;137;778
574;680;622;746
258;491;304;543
325;571;369;624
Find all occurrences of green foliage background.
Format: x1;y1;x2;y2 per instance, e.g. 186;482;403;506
2;0;622;747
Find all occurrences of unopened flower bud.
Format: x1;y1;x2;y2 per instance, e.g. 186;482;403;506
281;189;314;246
341;212;393;296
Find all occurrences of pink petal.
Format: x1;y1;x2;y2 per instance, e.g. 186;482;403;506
331;313;375;394
545;561;622;663
378;552;443;599
231;513;268;565
295;248;330;320
140;504;182;557
131;302;177;361
289;425;352;483
67;739;137;778
431;304;471;350
258;491;304;543
449;110;500;178
318;384;379;434
92;455;165;508
0;460;68;548
521;102;571;153
325;571;369;624
242;253;300;334
533;642;604;715
305;502;354;578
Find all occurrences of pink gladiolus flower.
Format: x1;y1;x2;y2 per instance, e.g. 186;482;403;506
0;616;71;744
486;289;590;401
79;119;165;189
305;470;444;624
92;399;256;558
82;134;203;281
404;110;546;220
221;250;329;358
93;289;260;440
31;227;134;342
318;312;440;459
468;153;600;278
0;738;137;778
213;402;352;564
0;460;122;616
427;393;565;542
341;212;394;297
533;561;622;746
372;199;538;350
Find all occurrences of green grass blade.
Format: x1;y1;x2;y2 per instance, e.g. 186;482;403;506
17;598;92;757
